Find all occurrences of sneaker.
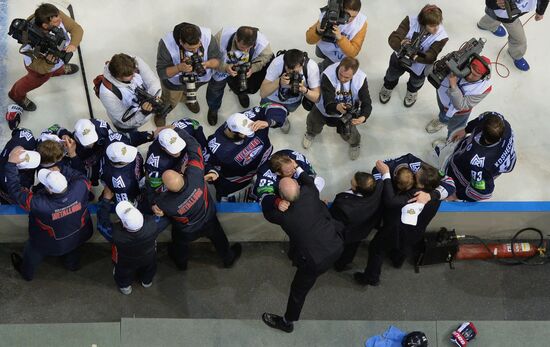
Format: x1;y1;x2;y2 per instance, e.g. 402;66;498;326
224;243;242;268
9;92;36;112
432;137;447;150
302;133;314;149
186;102;200;114
119;286;132;295
425;118;446;134
261;313;294;333
379;86;393;104
237;93;250;108
512;56;530;72
353;272;380;286
154;114;166;127
207;108;218;126
63;64;80;75
281;118;291;134
349;145;360;160
403;90;418;107
5;104;23;130
141;281;153;288
477;22;507;37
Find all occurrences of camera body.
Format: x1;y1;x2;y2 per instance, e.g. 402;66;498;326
232;62;251;92
338;102;361;137
133;86;173;120
504;0;522;17
279;71;303;101
319;0;350;42
8;18;73;64
188;52;206;77
428;38;486;88
396;29;428;68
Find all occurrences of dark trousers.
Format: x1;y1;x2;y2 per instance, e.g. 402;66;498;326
206;62;271;111
114;260;157;288
383;53;426;93
170;215;233;268
334;241;361;268
306;105;361;146
284;266;319;322
315;46;335;73
20;241;81;281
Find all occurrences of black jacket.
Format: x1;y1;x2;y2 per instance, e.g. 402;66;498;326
112;215;164;268
262;171;344;273
330;181;383;243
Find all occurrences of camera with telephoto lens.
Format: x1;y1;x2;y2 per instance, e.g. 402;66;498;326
180;73;198;104
397;28;428;68
428;37;486;88
232;62;251;92
279;71;303;101
338;102;361;137
319;0;351;42
132;86;173;121
8;18;73;64
188;51;206;77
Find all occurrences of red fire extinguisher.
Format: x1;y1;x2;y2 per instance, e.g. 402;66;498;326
456;241;543;260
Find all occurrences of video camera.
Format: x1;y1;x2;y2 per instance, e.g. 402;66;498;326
319;0;350;43
8;18;73;64
428;38;487;88
504;0;522;18
133;86;173;119
232;62;251;92
396;28;428;68
338;102;362;137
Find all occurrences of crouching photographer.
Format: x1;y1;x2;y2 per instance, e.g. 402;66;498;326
8;3;83;112
95;53;166;132
302;57;371;160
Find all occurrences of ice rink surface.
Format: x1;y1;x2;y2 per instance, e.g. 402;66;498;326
1;0;548;201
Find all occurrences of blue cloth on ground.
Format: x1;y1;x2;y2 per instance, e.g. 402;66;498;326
365;325;407;347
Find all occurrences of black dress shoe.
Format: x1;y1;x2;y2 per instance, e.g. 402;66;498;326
262;313;294;333
353;272;380;286
224;243;242;268
11;253;23;276
207;108;218;126
237;93;250;108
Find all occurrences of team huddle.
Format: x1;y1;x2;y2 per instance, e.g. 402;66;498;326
3;0;544;334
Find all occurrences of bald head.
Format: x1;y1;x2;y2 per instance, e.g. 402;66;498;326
279;177;300;202
162;170;184;192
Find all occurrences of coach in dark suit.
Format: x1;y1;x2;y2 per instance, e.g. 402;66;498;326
261;167;344;333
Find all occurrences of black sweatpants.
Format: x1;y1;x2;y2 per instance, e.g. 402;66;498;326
284;266;319;322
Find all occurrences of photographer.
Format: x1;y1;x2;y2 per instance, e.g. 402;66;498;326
306;0;368;72
97;53;162;131
260;49;321;133
379;4;448;108
425;56;493;145
156;22;221;122
8;3;83;112
302;57;371;160
477;0;547;71
206;26;274;125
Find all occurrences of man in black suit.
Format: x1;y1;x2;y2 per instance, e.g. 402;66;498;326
261;167;344;333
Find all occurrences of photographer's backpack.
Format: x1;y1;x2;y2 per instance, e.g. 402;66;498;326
93;75;122;100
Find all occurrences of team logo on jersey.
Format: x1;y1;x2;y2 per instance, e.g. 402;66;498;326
235;138;264;166
109;132;122;142
112;176;126;189
19;130;33;141
99;120;108;128
263;169;278;181
470;154;485;168
172;121;188;129
208;137;221;153
243;109;257;119
409;162;421;172
147;154;160;168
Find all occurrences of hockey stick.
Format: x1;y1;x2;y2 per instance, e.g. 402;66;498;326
66;3;94;119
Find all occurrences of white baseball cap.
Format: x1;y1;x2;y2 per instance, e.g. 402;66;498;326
39;133;62;143
37;168;68;194
17;150;41;170
74;119;99;146
115;200;144;232
401;202;425;226
159;128;186;155
226;113;254;137
106;142;137;164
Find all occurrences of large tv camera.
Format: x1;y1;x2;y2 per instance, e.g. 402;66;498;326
8;18;73;64
319;0;350;43
338;102;362;137
396;28;428;68
133;86;173;120
232;62;252;92
427;38;487;88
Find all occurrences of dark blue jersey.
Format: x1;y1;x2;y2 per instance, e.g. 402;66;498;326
100;154;144;205
0;128;37;203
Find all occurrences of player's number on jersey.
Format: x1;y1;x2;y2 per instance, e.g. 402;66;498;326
115;193;129;202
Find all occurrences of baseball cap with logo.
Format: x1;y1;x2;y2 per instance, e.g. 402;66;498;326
159;128;186;155
74;119;99;146
17;150;41;170
401;202;425;226
115;201;144;232
226;113;254;137
106;142;138;164
38;133;62;143
37;168;68;194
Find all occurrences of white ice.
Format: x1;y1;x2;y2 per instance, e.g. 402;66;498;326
1;0;549;201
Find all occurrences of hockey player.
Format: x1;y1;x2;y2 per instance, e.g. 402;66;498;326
203;104;287;201
443;112;516;201
7;147;93;281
